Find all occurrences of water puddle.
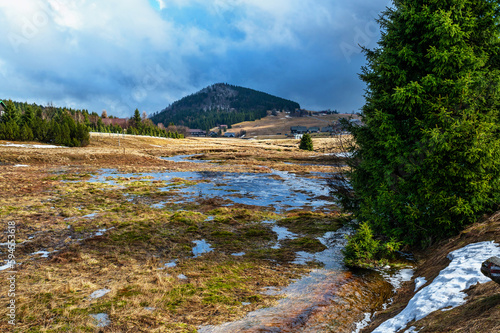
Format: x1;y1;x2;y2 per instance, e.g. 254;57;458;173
89;168;335;212
271;225;298;249
161;154;208;163
192;239;214;257
199;227;394;332
89;289;111;300
82;158;404;331
90;313;111;327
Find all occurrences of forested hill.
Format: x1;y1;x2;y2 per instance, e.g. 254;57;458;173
150;83;300;130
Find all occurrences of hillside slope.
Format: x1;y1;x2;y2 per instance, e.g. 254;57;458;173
150;83;300;130
363;212;500;333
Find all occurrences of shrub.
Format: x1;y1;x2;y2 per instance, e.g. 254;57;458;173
342;222;401;268
299;133;313;151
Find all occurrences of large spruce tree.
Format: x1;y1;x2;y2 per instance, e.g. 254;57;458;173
345;0;500;246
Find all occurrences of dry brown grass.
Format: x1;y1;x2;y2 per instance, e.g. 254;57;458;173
220;112;357;138
0;137;346;332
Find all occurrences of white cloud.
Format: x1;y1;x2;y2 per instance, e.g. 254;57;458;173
0;0;389;116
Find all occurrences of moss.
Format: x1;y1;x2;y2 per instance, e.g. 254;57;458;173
278;211;346;236
285;237;327;253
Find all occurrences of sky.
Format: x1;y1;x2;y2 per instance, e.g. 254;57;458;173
0;0;391;118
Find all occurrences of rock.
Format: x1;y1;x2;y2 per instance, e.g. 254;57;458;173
481;256;500;285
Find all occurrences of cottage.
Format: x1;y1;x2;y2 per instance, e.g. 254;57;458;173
187;129;206;137
0;101;6;118
218;124;228;130
321;126;334;133
290;126;307;134
308;126;320;133
209;131;218;137
223;132;236;138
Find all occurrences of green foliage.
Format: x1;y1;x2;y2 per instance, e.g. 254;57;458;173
150;83;300;129
340;0;500;248
299;133;313;151
0;99;90;146
342;222;401;268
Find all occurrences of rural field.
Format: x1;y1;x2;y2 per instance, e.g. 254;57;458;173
0;134;394;333
1;134;499;333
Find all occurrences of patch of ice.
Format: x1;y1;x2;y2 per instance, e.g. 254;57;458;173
0;261;14;271
13;164;29;167
231;252;245;257
158;260;178;270
380;268;415;291
31;251;51;258
95;227;114;236
352;312;372;333
414;277;427;292
89;289;111;300
177;274;188;280
90;313;111;327
192;239;213;258
373;241;500;333
271;225;298;249
144;307;156;311
241;302;251;306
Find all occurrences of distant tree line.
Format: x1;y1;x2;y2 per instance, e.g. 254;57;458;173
124;109;183;138
0;100;184;146
0;100;90;147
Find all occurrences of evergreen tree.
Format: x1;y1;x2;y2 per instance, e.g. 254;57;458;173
2;100;19;124
299;133;314;151
133;109;141;126
342;0;500;247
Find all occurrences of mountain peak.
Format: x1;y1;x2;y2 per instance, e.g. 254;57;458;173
150;84;300;130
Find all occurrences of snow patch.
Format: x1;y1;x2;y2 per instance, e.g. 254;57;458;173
90;313;111;327
192;239;213;258
89;289;111;300
1;142;67;149
31;251;51;258
414;277;427;292
373;241;500;333
352;312;372;333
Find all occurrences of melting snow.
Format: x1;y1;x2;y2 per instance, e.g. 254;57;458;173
90;313;111;327
373;241;500;333
89;289;111;300
1;142;67;148
352;313;372;333
414;277;427;292
192;240;213;258
0;261;14;271
31;251;51;258
231;252;245;257
13;164;29;167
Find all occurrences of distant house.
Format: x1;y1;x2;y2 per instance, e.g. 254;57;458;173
290;126;307;134
102;118;130;129
187;129;206;137
218;124;228;131
321;126;334;133
209;131;218;137
223;132;236;138
0;101;6;118
308;127;320;133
